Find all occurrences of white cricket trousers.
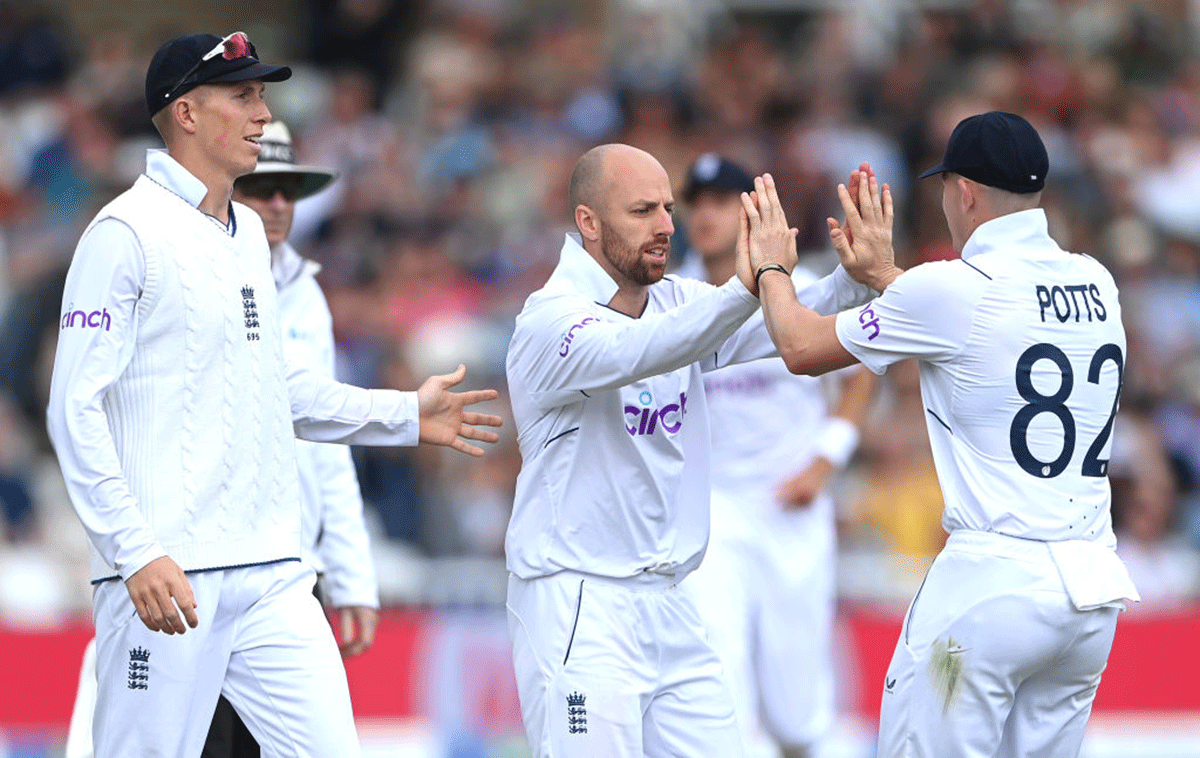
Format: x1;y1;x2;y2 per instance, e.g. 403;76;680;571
507;570;744;757
684;491;837;758
878;530;1121;758
91;559;359;758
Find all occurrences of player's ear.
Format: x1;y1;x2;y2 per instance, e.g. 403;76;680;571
576;204;600;242
174;94;201;135
958;176;975;213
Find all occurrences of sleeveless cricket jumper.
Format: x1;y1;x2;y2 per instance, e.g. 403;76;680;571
47;151;419;757
505;234;874;757
834;209;1139;758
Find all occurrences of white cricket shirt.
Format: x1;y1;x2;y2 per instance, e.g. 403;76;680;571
835;209;1138;604
505;234;873;580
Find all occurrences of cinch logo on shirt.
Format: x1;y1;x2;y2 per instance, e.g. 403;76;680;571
60;305;112;331
559;317;598;357
625;390;688;436
857;303;880;341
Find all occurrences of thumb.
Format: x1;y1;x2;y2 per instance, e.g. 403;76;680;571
436;364;467;389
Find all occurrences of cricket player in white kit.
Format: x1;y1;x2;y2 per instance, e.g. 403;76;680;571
46;33;500;758
63;120;382;758
742;113;1139;758
504;143;879;757
675;154;875;758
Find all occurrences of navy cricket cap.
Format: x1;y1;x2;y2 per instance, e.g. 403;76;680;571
919;111;1049;194
682;153;755;202
145;32;291;116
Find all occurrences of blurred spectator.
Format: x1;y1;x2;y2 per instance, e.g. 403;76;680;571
0;394;34;539
1111;409;1200;606
305;0;418;95
0;2;72;97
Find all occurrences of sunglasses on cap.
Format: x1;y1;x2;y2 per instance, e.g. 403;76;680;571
235;174;306;202
162;31;253;105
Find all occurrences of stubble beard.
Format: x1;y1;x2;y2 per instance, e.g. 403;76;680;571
599;221;667;287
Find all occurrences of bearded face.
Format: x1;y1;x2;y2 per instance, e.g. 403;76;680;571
598;217;671;286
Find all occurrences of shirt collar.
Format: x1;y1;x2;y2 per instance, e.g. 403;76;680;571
271;240;319;289
144;149;237;236
145;149;210;208
546;233;620;304
960;208;1057;260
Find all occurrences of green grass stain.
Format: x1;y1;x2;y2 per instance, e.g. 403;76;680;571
929;635;966;715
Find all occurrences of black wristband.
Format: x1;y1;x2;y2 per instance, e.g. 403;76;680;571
755;263;789;289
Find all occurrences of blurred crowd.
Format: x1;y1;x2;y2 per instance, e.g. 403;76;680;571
2;0;1200;623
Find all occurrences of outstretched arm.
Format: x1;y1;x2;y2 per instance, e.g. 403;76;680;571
289;363;501;456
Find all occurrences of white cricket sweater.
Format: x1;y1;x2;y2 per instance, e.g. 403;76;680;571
48;151;419;583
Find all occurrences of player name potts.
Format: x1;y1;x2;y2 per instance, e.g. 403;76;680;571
1035;283;1107;323
625;391;688;437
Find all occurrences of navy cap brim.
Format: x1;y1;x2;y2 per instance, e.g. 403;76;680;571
918;163;947;179
204;60;291;84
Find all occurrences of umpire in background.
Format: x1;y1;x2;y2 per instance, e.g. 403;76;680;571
203;120;381;756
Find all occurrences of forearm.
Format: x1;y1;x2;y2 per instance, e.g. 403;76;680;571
759;270;856;376
831;366;875;428
814;367;875;469
711;267;877;369
289;365;419;446
516;278;759;401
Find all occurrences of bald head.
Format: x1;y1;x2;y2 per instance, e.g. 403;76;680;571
567;143;675;297
568;144;666;227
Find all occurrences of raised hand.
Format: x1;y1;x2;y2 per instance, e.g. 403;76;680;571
734;200;757;293
835;162;870;249
417;364;503;457
740;173;799;279
826;161;901;291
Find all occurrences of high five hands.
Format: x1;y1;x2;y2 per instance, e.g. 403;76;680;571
737;163;901;295
736;174;799;296
827;162;901;292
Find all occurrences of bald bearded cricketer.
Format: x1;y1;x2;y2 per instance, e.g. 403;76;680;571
504;143;885;757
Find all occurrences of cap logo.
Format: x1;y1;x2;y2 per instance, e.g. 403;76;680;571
694;153;720;182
